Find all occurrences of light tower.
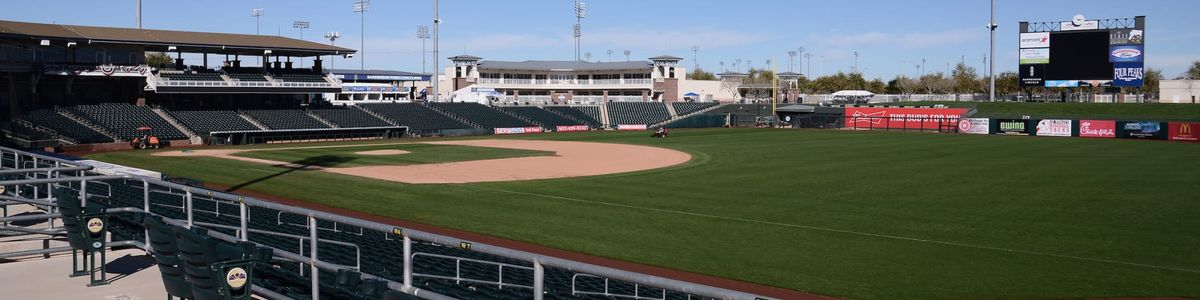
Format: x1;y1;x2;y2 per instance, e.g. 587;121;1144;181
623;50;630;62
324;31;341;69
417;26;430;74
691;46;700;71
804;53;812;76
607;49;613;62
432;0;441;101
353;0;369;70
574;0;586;61
988;0;998;102
852;50;859;73
293;21;309;67
251;8;264;35
787;51;797;73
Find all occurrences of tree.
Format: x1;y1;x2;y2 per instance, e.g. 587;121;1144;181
867;78;887;94
951;62;979;94
1142;68;1163;99
1186;61;1200;80
145;52;173;69
688;68;717;81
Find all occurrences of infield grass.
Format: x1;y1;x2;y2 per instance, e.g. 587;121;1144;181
87;129;1200;299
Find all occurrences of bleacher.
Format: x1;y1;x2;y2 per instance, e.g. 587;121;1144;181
501;106;587;127
606;102;670;125
430;103;534;129
68;104;187;140
17;109;113;143
270;69;329;83
159;71;224;82
227;72;268;82
672;102;719;116
545;106;603;128
168;110;261;134
243;109;331;130
358;103;473;132
310;108;393;128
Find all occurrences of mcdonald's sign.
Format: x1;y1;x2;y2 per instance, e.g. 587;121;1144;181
1168;122;1200;142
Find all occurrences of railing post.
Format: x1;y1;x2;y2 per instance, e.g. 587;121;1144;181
185;189;193;227
403;234;412;289
79;179;87;208
143;180;150;251
309;215;319;300
239;197;248;241
533;260;544;300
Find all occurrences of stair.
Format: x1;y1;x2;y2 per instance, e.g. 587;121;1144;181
354;106;399;126
150;107;199;143
306;110;339;128
665;102;679;117
598;104;611;128
650;103;726;129
542;107;587;125
423;103;483;129
237;112;271;130
54;108;121;142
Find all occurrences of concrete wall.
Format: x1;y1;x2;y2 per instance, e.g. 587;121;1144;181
1160;80;1200;104
679;80;738;102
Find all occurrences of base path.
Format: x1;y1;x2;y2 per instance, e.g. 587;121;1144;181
327;140;691;184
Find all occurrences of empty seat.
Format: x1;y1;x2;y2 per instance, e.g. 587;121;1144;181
310;108;392;128
169;110;260;134
358;103;472;132
17;110;112;143
501;107;586;127
69;104;187;140
544;106;602;128
243;110;330;130
606;102;669;125
429;103;534;129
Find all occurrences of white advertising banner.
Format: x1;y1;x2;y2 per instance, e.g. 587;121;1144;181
1019;32;1050;48
43;64;150;77
1019;48;1050;64
616;124;648;131
957;118;990;134
1036;119;1073;137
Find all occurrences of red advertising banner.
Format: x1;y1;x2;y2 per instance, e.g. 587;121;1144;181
494;127;544;135
1168;122;1199;142
523;127;543;134
1079;120;1116;138
844;107;968;130
556;125;589;132
617;124;648;131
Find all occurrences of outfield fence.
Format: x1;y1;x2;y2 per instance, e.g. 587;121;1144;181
0;146;772;300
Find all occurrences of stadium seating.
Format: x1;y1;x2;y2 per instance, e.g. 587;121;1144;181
358;103;473;132
270;69;329;83
160;72;224;82
17;110;113;143
310;108;393;128
672;102;719;116
69;104;188;140
544;106;602;128
606;102;670;125
227;73;268;82
242;110;331;130
501;106;586;127
169;110;261;134
429;103;534;129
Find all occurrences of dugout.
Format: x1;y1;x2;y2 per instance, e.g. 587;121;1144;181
210;126;406;145
775;105;844;128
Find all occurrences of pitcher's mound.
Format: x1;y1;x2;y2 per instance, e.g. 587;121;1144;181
354;149;411;156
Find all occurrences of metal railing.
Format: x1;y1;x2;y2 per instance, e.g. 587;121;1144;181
411;252;534;289
0;146;773;300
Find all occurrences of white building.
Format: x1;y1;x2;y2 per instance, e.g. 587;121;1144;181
1160;80;1200;104
440;55;690;104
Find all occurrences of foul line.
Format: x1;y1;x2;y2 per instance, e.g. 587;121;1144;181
472;186;1200;275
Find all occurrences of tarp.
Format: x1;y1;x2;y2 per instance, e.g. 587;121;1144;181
775;104;815;113
832;90;874;97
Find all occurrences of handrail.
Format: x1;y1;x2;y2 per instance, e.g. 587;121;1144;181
411;252;534;289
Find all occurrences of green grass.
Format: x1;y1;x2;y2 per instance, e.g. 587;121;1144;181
87;129;1200;299
877;101;1200;121
228;143;553;168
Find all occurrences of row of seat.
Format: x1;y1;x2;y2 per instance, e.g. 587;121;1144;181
501;107;588;127
429;103;534;129
16;109;113;143
69;104;188;140
607;102;670;125
168;110;260;134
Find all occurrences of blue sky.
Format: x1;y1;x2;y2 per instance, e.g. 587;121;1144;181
4;0;1197;79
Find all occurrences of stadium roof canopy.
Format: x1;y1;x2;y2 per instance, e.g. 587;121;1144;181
0;19;355;57
478;60;652;71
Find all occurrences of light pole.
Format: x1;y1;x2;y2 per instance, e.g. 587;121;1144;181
251;8;264;34
804;53;812;76
691;46;700;71
417;26;430;74
585;52;592;62
734;59;742;73
607;49;613;62
623;50;630;62
988;0;998;102
797;47;805;74
293;21;309;67
324;32;341;69
432;0;440;101
720;61;725;73
354;0;369;70
853;51;859;73
574;0;586;61
787;51;797;73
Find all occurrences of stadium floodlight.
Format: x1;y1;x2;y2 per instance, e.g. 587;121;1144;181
354;0;369;70
691;46;700;71
574;0;586;61
325;31;341;69
293;21;310;67
607;49;613;62
787;51;797;72
417;26;430;74
988;0;997;102
624;50;630;62
251;8;264;35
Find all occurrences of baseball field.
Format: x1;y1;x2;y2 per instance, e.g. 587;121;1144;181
86;128;1200;299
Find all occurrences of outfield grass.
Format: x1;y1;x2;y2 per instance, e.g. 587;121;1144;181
877;101;1200;121
230;143;553;168
87;129;1200;299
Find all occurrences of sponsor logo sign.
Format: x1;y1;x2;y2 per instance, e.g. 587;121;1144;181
1110;29;1144;45
226;267;249;289
1019;32;1050;48
1019;48;1051;64
1168;122;1199;142
1020;64;1046;87
996;119;1030;135
1113;62;1145;87
844;107;968;130
617;124;648;131
86;218;104;234
43;64;150;77
957;118;990;134
1035;119;1073;137
493;127;543;134
1079;120;1116;138
1118;121;1165;139
1045;80;1079;88
555;125;589;132
1110;45;1144;63
1061;20;1099;31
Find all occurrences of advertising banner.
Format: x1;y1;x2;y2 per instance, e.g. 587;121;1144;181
1019;48;1050;64
1117;121;1166;140
1168;122;1199;142
1020;64;1046;87
1110;45;1144;63
43;64;150;77
616;124;648;131
555;125;589;132
1045;80;1079;88
523;127;543;134
1079;120;1116;138
1019;32;1050;48
494;127;543;134
1035;119;1073;137
1112;62;1145;87
844;107;968;130
1061;20;1099;31
957;118;990;134
995;119;1030;135
1110;29;1144;45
